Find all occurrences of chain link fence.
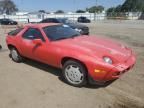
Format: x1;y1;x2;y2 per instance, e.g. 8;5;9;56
0;12;143;24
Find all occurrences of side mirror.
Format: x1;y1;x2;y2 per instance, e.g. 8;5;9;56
33;39;42;45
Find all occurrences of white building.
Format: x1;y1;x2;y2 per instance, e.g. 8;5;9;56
15;11;29;16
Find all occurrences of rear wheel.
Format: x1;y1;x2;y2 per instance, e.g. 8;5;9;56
62;60;87;87
10;48;23;63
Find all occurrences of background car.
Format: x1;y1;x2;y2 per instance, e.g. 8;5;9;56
77;17;91;23
6;23;136;87
0;18;18;25
40;18;89;35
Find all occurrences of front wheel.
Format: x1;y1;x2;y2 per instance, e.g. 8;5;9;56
62;60;87;87
10;48;23;63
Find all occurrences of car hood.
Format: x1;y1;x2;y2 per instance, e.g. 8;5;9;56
66;23;87;29
53;36;132;63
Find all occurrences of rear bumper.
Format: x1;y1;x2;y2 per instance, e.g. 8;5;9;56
81;32;89;35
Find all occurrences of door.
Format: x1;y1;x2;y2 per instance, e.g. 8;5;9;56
19;27;58;66
19;28;45;59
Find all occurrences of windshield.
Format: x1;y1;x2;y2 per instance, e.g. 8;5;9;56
43;25;81;41
5;19;13;21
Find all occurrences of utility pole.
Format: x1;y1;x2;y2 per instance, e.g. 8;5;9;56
20;0;23;11
96;0;98;7
73;0;76;21
73;0;76;12
94;0;98;21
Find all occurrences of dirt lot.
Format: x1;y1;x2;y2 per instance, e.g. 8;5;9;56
0;20;144;108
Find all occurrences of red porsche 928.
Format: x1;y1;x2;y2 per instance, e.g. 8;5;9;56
6;23;136;87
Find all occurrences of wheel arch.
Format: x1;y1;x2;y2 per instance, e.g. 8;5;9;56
7;44;17;50
61;57;88;73
7;44;21;54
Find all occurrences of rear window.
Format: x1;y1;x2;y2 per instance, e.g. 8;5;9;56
8;28;23;36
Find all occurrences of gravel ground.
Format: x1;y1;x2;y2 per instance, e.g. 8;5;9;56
0;20;144;108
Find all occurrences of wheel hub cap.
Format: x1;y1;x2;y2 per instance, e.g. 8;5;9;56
11;50;19;61
65;65;84;84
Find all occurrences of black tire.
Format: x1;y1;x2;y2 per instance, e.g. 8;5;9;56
0;45;2;49
62;60;87;87
10;47;23;63
84;33;89;35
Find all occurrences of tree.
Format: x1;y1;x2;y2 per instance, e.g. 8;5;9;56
38;10;46;13
107;7;116;13
86;5;104;13
107;0;144;13
106;0;144;18
106;7;117;17
107;5;122;13
55;10;64;14
106;5;125;17
76;9;85;13
0;0;18;15
121;0;144;12
115;5;122;12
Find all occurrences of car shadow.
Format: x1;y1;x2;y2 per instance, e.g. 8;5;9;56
23;59;62;77
23;58;115;89
0;48;9;53
85;80;117;89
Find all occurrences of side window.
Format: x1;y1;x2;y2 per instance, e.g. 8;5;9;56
8;28;23;36
47;19;53;22
43;19;50;23
23;28;45;41
52;19;59;23
47;19;51;22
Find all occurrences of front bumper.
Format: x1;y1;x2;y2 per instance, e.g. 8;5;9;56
80;27;89;35
88;54;136;83
104;54;136;81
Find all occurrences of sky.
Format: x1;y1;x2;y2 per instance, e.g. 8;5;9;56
13;0;126;12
